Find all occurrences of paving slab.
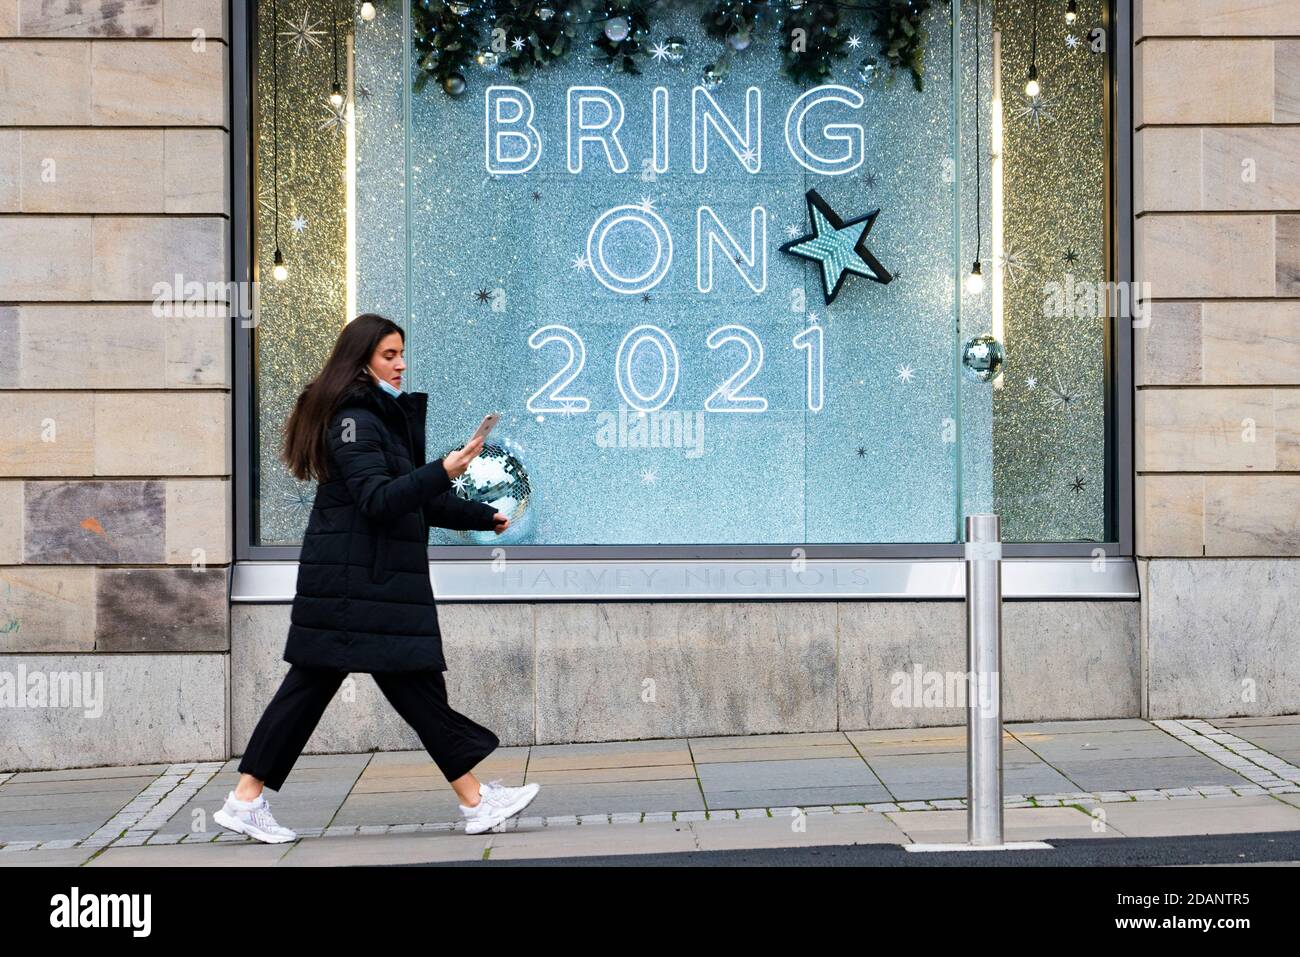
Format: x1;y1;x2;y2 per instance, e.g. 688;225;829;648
1005;718;1153;735
690;809;908;850
524;763;697;786
3;765;172;783
690;744;862;763
0;776;159;798
278;832;490;865
1090;795;1300;838
884;806;1114;844
520;779;706;817
1052;755;1252;792
485;819;699;860
1213;716;1300;728
526;740;693;771
332;789;469;827
697;756;883;792
83;841;294;866
0;847;100;866
1012;728;1202;762
704;785;893;809
689;732;850;752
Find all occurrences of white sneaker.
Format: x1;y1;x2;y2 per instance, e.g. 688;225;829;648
458;779;541;834
213;790;298;843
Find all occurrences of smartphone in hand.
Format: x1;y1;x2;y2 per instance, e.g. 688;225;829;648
471;412;500;445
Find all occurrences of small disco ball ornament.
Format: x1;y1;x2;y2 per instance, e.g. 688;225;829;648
702;63;724;86
858;56;880;84
726;29;751;51
538;6;555;19
961;334;1006;383
604;16;629;42
448;1;472;14
475;48;499;69
440;439;533;545
442;71;467;96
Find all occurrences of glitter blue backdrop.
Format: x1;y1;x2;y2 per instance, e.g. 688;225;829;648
358;2;979;545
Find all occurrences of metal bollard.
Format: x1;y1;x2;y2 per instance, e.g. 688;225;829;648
965;514;1004;846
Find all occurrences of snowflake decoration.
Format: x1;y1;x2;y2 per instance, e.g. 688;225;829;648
1063;248;1079;265
1026;375;1037;390
319;102;348;134
641;469;657;485
571;254;589;271
452;475;470;493
856;446;867;458
511;36;525;51
649;41;675;63
896;364;915;384
279;11;326;55
998;242;1034;282
1015;93;1056;131
637;196;656;211
785;223;802;239
289;214;308;234
474;288;492;304
847;34;862;49
1065;33;1080;49
1070;475;1087;494
1047;371;1077;411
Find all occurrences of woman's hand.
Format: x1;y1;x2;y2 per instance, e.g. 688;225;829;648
492;512;510;534
442;434;485;479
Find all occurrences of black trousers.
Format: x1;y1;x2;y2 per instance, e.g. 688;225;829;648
237;664;500;792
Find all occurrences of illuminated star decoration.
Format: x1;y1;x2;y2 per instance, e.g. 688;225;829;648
779;189;892;305
280;11;326;55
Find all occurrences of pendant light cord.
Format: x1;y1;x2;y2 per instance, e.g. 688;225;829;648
1030;0;1039;71
973;0;981;264
271;0;280;250
332;0;340;90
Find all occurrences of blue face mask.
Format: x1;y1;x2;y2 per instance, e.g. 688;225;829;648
368;366;403;398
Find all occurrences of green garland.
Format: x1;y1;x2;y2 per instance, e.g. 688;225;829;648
408;0;936;97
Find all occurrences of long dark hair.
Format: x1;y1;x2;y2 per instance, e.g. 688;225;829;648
281;313;404;483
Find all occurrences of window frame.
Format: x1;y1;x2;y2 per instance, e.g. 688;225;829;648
230;0;1134;566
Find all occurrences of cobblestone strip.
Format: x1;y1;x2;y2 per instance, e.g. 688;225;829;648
73;762;225;851
1154;718;1300;790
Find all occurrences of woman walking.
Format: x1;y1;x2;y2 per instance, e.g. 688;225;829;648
215;313;539;842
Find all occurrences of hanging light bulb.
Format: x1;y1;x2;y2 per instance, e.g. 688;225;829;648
1024;63;1040;97
272;248;289;282
1064;0;1077;24
359;1;376;21
966;261;985;295
330;82;344;108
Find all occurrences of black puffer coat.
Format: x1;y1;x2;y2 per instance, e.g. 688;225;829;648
283;379;499;673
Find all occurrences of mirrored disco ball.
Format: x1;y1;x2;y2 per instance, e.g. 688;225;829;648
961;334;1005;383
438;438;533;545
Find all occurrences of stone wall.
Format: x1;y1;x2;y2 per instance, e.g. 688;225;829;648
3;0;1298;771
0;0;232;767
1134;0;1300;716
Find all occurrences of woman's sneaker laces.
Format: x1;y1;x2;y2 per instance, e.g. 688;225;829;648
458;779;541;834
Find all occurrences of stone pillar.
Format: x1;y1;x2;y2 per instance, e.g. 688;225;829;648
0;0;231;768
1134;0;1300;717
